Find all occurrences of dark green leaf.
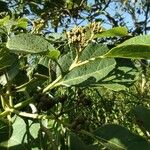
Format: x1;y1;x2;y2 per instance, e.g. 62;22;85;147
0;120;12;143
56;51;74;76
0;49;17;70
70;133;100;150
0;59;19;85
93;124;150;150
132;106;150;133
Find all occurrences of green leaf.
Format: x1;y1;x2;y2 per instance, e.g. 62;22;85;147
97;58;138;91
38;56;50;68
16;18;28;29
0;120;12;143
0;16;10;26
132;106;150;133
93;124;150;150
79;43;109;61
103;35;150;59
57;58;116;86
6;33;54;54
0;116;44;149
0;26;7;35
56;51;75;76
47;49;60;60
0;59;20;85
100;83;127;91
70;133;100;150
94;27;128;38
0;49;17;70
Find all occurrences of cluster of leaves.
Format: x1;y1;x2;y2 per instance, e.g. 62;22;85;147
0;1;150;150
0;12;150;150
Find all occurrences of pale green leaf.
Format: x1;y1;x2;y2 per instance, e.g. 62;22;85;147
103;35;150;59
94;27;128;38
6;34;54;53
0;16;10;26
47;49;60;60
0;116;43;149
17;18;28;29
100;83;127;91
79;43;109;61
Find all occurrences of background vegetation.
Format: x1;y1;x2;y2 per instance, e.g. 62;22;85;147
0;0;150;149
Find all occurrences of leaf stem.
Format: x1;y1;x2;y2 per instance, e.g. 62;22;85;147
14;98;33;109
43;75;62;93
4;71;13;107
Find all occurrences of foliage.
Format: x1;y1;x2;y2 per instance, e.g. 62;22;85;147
0;0;150;150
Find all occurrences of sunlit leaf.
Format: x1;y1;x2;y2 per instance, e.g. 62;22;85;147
7;33;54;54
94;27;128;38
0;116;44;149
57;58;116;86
103;35;150;59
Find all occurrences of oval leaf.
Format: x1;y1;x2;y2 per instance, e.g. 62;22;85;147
6;33;54;53
57;58;116;86
79;43;109;61
103;35;150;59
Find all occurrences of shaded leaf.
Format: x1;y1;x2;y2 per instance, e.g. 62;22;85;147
132;106;150;133
70;133;100;150
0;49;17;70
38;56;50;68
96;58;138;91
0;26;7;35
0;59;19;85
93;124;150;150
0;120;12;143
56;51;74;76
7;34;54;54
